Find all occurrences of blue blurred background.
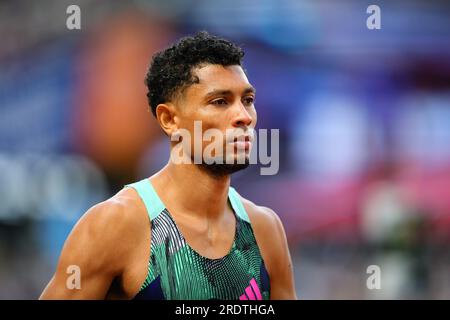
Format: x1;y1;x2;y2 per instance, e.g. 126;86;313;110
1;0;450;299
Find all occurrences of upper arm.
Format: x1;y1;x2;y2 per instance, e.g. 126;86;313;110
39;200;131;299
265;208;297;300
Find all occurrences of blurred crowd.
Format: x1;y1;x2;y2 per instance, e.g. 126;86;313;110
0;0;450;299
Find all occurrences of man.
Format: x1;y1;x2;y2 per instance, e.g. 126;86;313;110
40;31;297;300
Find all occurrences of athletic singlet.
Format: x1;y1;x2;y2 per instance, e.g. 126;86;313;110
125;178;271;300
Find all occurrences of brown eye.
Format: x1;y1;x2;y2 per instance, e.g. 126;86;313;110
211;99;227;106
243;96;255;105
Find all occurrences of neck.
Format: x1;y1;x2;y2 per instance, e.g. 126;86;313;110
150;161;231;220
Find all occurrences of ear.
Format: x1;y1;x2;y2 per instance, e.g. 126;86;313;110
155;103;179;136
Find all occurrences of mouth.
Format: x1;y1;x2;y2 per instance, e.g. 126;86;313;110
233;135;251;142
232;136;252;151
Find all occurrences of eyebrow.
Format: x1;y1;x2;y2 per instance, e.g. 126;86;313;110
204;86;256;100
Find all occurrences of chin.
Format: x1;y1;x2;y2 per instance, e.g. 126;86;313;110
199;160;250;178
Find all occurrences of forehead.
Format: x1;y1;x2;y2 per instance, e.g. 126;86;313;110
189;64;252;95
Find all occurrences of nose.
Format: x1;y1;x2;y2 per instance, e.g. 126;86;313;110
231;102;253;128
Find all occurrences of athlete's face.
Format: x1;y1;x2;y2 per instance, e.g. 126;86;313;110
173;64;257;175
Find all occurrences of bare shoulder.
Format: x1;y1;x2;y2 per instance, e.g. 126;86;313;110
39;187;149;299
62;187;149;274
238;195;284;236
237;195;287;264
77;187;146;242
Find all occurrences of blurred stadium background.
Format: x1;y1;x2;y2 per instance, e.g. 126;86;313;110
1;0;450;299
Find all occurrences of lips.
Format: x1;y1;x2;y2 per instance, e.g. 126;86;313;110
233;135;252;143
232;136;252;151
226;130;254;152
234;141;251;151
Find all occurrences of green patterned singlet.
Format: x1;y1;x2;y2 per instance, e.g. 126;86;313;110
125;178;271;300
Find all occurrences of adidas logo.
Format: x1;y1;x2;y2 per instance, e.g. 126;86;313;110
239;278;262;300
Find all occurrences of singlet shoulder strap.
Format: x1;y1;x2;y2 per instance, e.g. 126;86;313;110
228;186;250;223
125;179;165;220
126;180;250;223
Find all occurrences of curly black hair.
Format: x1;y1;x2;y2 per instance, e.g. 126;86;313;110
144;31;245;117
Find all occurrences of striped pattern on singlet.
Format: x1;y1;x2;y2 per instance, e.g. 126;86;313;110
125;178;271;300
